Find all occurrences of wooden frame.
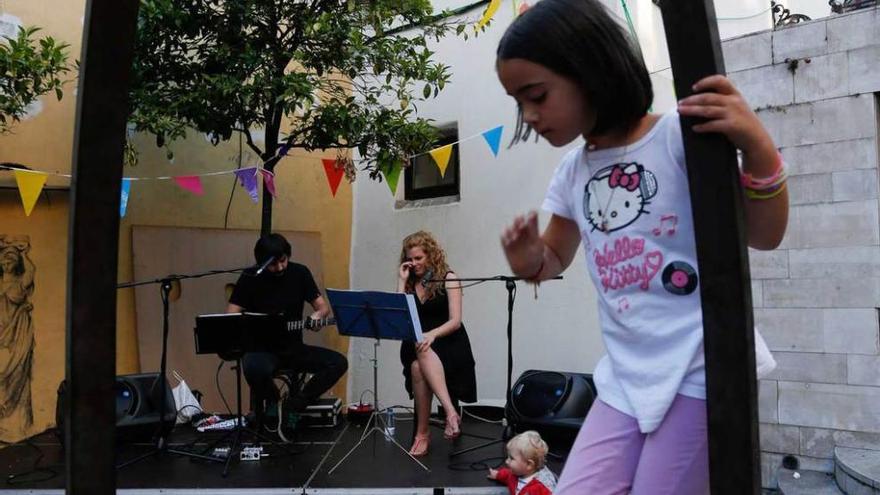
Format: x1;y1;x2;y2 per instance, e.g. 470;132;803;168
660;1;761;493
65;1;140;493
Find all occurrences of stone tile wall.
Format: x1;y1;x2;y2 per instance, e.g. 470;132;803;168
722;6;880;489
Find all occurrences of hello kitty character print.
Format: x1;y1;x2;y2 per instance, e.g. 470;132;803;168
584;162;658;234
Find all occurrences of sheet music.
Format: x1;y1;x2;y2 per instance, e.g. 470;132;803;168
324;288;424;342
405;293;424;342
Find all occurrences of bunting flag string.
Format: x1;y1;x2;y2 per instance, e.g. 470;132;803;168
481;125;504;157
233;167;260;203
382;162;403;196
13;169;47;217
174;175;205;195
259;169;276;198
322;159;346;197
476;0;501;29
428;144;454;178
120;178;132;217
1;122;508;212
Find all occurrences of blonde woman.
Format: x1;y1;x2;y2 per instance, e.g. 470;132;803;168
398;231;476;456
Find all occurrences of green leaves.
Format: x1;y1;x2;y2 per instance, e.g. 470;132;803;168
0;26;71;133
127;0;463;174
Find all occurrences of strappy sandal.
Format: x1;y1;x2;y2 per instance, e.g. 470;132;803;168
409;433;431;457
444;413;461;440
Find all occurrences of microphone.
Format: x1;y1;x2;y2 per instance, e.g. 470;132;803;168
255;255;276;275
421;269;434;288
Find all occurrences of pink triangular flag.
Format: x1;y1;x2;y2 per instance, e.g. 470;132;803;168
322;159;345;197
260;169;276;197
173;176;204;195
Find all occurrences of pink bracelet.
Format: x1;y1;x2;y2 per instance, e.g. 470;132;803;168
740;152;786;191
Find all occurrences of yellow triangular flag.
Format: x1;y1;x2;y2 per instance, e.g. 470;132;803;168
14;170;47;216
476;0;501;29
429;144;454;178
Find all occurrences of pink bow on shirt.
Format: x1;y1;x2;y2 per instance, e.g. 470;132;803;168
609;165;641;191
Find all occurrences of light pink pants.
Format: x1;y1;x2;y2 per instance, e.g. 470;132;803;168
554;394;709;495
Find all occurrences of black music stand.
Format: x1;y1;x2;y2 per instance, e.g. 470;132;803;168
194;312;301;477
422;274;562;459
116;267;254;470
324;289;430;474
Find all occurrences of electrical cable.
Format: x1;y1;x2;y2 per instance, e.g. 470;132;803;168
215;359;233;416
4;430;60;485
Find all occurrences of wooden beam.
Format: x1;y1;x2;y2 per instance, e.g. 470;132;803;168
65;1;139;493
659;1;761;493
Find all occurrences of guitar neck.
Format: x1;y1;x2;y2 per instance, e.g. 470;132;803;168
287;316;336;332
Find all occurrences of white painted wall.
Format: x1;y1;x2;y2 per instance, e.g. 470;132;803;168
346;0;840;410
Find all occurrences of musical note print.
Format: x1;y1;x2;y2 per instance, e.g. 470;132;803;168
652;214;678;237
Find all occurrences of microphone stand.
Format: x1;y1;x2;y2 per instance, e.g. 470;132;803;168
424;274;562;458
115;264;256;469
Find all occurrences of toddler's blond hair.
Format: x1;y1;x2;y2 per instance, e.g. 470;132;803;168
506;430;549;470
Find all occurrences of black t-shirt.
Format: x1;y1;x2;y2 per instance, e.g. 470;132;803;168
229;262;321;346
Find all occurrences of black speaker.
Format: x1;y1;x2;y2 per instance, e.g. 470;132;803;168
505;370;596;445
56;372;177;445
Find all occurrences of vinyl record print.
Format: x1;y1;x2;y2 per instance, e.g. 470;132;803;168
662;261;698;295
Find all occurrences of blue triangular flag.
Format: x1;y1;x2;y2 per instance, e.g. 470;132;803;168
481;125;503;157
120;179;132;217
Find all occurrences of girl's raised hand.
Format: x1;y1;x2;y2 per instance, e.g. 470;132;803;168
677;75;774;156
501;211;544;278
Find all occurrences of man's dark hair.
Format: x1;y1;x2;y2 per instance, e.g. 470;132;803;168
497;0;653;143
254;233;291;264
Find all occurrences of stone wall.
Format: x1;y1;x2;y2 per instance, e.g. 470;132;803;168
723;6;880;489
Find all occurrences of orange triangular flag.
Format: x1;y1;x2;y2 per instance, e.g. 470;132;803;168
13;170;47;216
322;159;345;197
429;144;454;177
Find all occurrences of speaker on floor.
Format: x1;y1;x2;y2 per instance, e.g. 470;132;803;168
505;370;596;446
56;372;177;445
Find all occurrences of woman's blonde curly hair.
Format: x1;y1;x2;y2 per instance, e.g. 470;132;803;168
399;230;451;300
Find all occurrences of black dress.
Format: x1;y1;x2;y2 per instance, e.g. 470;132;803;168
400;281;477;404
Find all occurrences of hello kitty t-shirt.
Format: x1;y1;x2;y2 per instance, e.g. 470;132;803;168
542;111;705;433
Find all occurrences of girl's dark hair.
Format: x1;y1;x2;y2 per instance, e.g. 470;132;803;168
254;233;292;264
497;0;653;144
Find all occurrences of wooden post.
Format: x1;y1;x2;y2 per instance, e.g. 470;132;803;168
660;1;761;493
66;1;139;493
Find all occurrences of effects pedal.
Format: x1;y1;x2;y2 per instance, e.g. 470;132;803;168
239;445;264;461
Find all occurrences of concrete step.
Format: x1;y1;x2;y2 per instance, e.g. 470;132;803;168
778;468;843;494
835;447;880;494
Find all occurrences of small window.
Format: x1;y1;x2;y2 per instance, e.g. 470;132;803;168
404;126;460;200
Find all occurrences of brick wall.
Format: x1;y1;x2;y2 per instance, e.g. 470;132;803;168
722;6;880;489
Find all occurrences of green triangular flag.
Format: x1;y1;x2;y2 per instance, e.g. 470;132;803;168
382;162;402;196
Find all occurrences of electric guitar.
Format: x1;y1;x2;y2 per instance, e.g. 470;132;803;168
286;316;336;332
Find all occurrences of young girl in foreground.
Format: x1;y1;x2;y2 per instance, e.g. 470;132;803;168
496;0;788;493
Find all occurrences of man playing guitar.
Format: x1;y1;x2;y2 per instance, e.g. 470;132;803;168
227;233;348;415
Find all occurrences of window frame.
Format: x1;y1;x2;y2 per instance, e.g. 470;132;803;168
404;126;460;201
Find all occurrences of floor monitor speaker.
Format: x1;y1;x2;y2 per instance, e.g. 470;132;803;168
56;372;176;445
505;369;596;445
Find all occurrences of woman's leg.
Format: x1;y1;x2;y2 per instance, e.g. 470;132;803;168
554;399;645;495
414;348;457;419
631;395;709;495
410;360;432;437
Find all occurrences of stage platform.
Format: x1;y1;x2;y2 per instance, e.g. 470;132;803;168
0;413;568;494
